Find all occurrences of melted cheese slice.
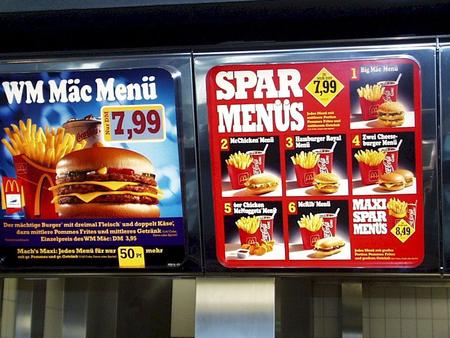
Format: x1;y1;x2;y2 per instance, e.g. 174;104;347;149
51;190;160;204
314;183;338;188
247;182;278;189
49;181;139;192
380;183;403;189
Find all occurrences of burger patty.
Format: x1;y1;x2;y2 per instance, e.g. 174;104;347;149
378;112;404;120
314;183;339;188
58;194;158;205
57;184;157;195
56;172;156;186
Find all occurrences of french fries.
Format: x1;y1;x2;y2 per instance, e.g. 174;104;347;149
354;149;386;166
2;118;87;168
291;151;319;169
357;84;385;101
226;151;252;170
297;213;323;232
387;198;408;218
236;216;260;234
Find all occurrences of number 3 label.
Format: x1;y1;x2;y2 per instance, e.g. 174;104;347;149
101;104;166;143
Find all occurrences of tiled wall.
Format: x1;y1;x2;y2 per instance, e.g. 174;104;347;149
364;285;450;338
314;283;450;338
313;283;341;338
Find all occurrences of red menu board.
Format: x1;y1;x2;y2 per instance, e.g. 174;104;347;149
206;57;423;268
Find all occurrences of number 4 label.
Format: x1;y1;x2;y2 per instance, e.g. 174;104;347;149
351;134;362;148
101;104;166;143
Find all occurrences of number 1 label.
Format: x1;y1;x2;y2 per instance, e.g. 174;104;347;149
102;104;166;142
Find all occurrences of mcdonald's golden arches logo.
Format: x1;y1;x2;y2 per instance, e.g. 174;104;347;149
1;177;25;213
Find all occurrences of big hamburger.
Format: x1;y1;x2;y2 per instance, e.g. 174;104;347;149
377;101;405;127
50;147;161;218
313;173;340;194
378;172;406;191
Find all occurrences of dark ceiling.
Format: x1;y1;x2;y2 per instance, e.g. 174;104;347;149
1;0;450;53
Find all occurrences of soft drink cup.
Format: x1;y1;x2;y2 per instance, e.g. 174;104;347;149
378;147;399;174
294;165;316;188
299;227;324;250
359;96;383;120
227;164;252;190
377;80;398;102
317;213;337;238
257;215;274;242
313;148;334;173
407;203;417;230
62;115;102;148
246;150;266;175
359;162;383;185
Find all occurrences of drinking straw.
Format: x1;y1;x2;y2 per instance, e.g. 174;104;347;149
331;141;337;152
396;139;403;151
395;73;402;84
263;144;269;153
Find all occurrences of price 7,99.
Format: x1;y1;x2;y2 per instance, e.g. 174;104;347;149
313;79;337;95
102;104;166;142
112;110;160;139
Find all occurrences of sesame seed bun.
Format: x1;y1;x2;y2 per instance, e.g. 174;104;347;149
377;101;405;127
313;173;339;193
245;173;280;195
393;169;414;187
378;172;406;191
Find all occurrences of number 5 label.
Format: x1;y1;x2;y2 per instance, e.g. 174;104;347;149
101;104;166;143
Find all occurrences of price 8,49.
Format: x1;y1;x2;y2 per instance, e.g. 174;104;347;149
102;104;166;142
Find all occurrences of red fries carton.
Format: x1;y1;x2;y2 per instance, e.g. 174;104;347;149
13;155;58;219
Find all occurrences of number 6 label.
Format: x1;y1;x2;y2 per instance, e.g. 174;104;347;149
101;104;166;142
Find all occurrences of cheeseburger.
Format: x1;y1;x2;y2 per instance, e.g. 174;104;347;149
378;172;406;191
245;173;279;195
377;101;405;127
313;173;339;194
393;168;414;187
50;147;161;218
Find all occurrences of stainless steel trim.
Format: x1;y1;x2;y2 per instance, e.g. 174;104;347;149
1;278;18;338
341;283;362;338
43;279;64;338
116;278;173;338
62;278;88;338
14;279;33;338
30;280;46;337
193;42;436;57
86;278;118;338
196;278;275;338
275;278;312;338
171;279;196;337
